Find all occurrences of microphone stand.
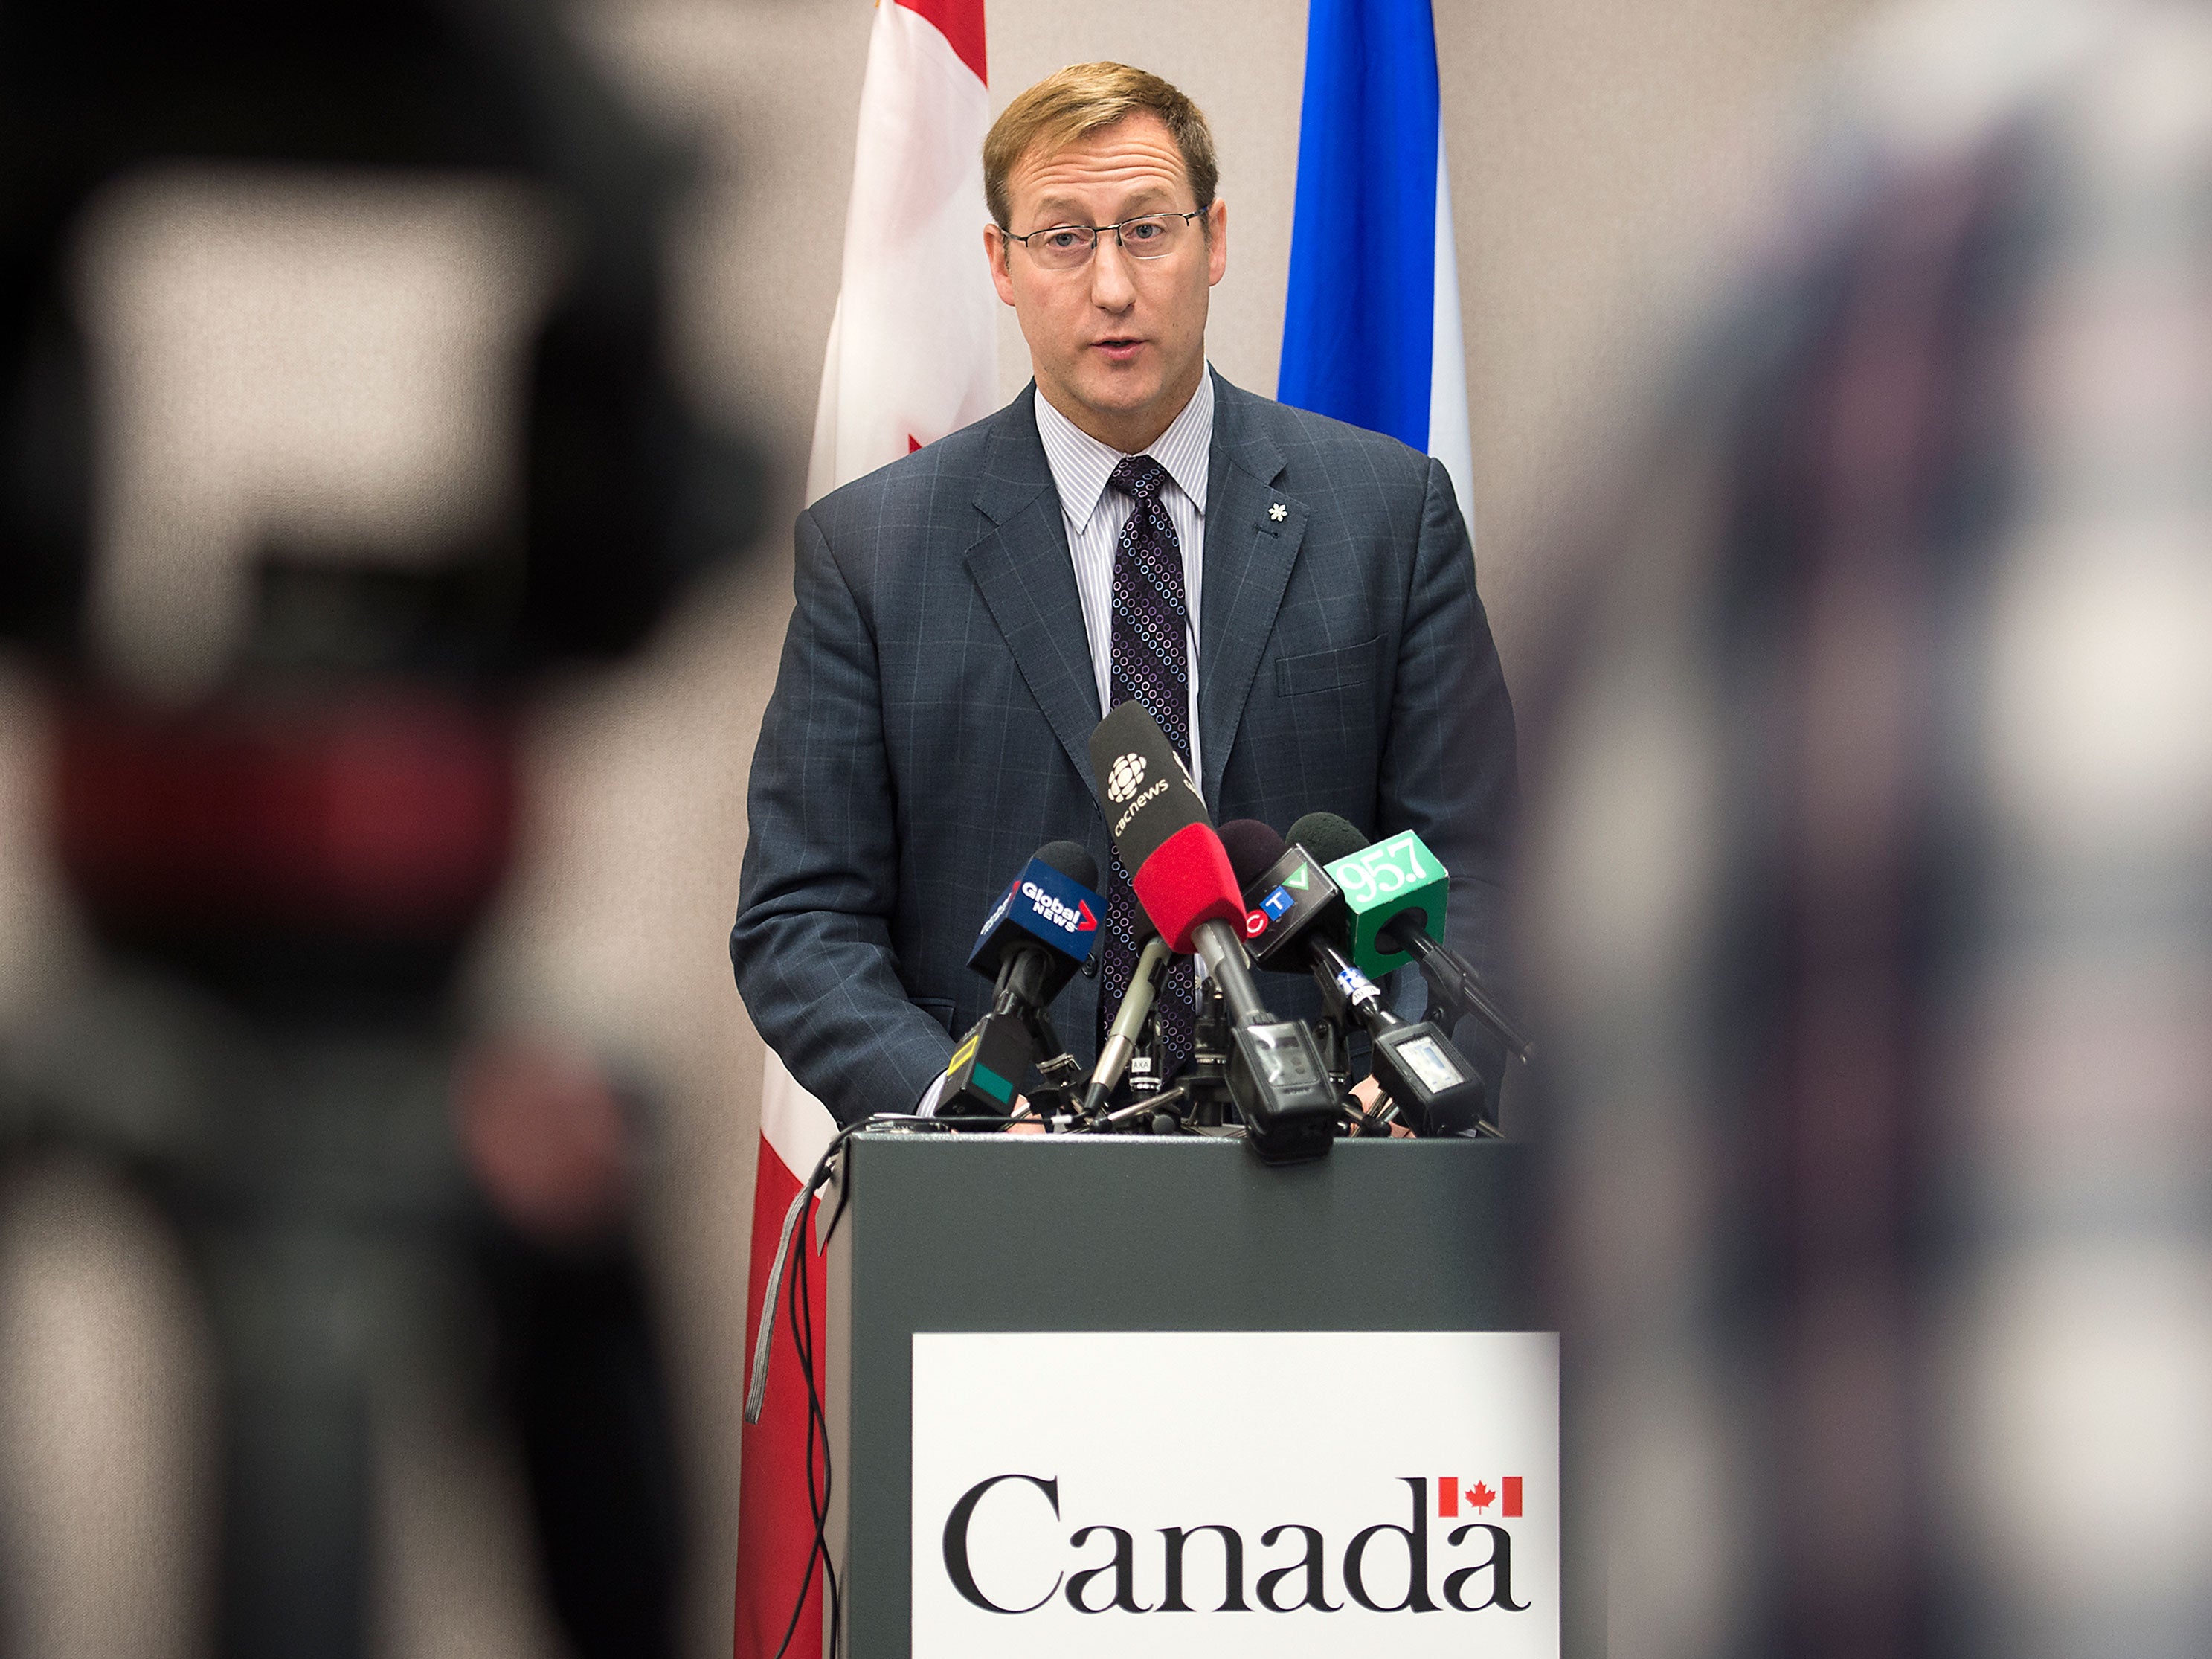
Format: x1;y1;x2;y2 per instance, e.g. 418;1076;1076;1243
1019;1003;1083;1118
1375;918;1535;1065
1307;1015;1394;1135
1075;980;1246;1137
1183;980;1232;1129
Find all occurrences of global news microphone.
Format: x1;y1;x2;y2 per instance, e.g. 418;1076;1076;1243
730;61;1517;1127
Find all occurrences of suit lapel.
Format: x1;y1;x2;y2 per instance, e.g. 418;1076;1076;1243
965;388;1104;798
1199;379;1308;803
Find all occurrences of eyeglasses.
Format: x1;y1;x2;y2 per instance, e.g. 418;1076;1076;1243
1001;210;1205;272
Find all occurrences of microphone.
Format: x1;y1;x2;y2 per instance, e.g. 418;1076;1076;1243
1090;703;1240;952
1216;818;1287;899
1281;812;1447;978
1089;704;1337;1161
1083;933;1169;1116
1225;821;1486;1135
1287;813;1534;1065
939;841;1105;1117
1221;817;1347;972
967;839;1102;1002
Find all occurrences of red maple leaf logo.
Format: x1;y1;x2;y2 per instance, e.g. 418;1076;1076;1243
1467;1481;1495;1512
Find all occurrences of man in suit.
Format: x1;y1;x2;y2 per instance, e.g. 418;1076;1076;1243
732;61;1515;1127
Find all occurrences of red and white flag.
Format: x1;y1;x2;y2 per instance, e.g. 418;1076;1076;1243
804;0;997;498
734;1;994;1655
1438;1475;1525;1518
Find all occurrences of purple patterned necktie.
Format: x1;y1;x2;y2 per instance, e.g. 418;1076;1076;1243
1099;453;1198;1079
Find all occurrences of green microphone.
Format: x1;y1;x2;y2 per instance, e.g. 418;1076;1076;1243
1289;812;1534;1065
1287;815;1450;980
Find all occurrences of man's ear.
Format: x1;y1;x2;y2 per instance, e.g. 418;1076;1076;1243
984;224;1017;307
1205;199;1228;288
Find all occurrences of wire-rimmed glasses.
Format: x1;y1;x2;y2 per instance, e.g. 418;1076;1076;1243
1001;210;1205;272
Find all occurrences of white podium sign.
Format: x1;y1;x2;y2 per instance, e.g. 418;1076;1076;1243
910;1330;1560;1658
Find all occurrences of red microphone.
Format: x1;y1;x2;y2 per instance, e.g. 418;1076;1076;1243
1088;700;1242;949
1129;821;1243;954
1088;702;1342;1161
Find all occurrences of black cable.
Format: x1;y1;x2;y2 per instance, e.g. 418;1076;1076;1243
761;1112;992;1658
759;1108;1087;1659
766;1211;825;1659
765;1122;856;1659
792;1201;837;1655
794;1206;842;1655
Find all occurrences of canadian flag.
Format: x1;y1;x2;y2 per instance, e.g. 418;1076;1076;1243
1438;1475;1525;1519
733;0;995;1655
803;0;997;500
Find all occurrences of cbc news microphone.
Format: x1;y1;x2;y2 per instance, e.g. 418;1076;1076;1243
1087;703;1337;1161
1224;821;1486;1135
1287;813;1534;1065
938;840;1102;1117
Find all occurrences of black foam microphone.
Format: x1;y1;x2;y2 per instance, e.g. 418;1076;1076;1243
1089;705;1338;1161
1287;812;1534;1065
1217;818;1286;893
1227;820;1485;1135
939;841;1105;1118
1223;817;1350;972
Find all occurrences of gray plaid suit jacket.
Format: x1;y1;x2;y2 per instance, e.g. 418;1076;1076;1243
731;374;1516;1126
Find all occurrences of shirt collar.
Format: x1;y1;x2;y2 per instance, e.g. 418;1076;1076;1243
1033;368;1215;530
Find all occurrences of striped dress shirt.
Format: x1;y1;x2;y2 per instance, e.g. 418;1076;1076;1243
1032;368;1214;793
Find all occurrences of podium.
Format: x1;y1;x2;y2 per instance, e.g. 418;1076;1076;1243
819;1133;1581;1658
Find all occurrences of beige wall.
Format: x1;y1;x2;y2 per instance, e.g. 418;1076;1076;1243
0;2;1878;1655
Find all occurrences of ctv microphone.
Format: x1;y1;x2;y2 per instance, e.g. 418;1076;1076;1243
1088;704;1337;1161
1226;821;1486;1135
1287;813;1534;1065
1217;818;1287;887
939;841;1104;1117
1221;818;1346;972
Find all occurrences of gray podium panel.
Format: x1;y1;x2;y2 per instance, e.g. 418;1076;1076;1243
820;1133;1560;1657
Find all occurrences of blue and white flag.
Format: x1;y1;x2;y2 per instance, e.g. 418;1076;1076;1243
1278;0;1473;541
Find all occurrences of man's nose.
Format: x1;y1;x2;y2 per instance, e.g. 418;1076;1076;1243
1089;233;1137;309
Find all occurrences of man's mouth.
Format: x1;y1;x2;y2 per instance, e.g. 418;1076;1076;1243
1093;337;1145;360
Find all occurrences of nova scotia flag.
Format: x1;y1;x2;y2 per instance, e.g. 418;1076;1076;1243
1279;0;1474;541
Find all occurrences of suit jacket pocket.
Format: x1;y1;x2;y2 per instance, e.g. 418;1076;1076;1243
1276;635;1381;698
914;998;957;1036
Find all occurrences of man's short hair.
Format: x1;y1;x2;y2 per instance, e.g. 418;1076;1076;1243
984;62;1219;231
